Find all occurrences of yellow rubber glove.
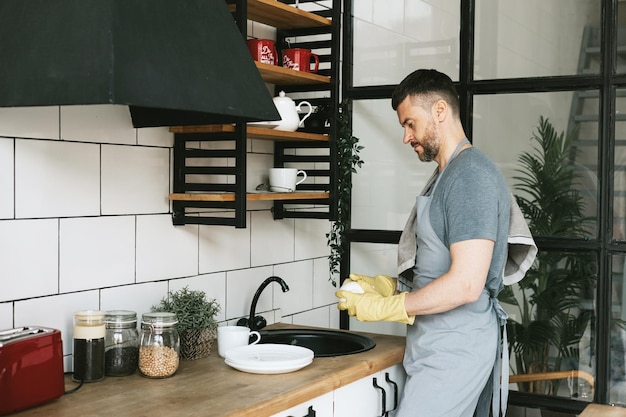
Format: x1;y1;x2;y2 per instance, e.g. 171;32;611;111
336;291;415;325
348;273;396;297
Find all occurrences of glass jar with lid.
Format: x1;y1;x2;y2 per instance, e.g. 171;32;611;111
73;310;106;382
104;310;139;376
138;312;180;378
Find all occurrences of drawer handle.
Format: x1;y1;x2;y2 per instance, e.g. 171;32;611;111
373;377;387;417
287;405;316;417
385;372;399;412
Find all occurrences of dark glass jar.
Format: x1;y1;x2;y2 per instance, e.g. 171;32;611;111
138;312;180;378
104;310;139;376
73;310;105;382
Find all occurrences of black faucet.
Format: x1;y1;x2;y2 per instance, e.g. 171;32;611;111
237;276;289;330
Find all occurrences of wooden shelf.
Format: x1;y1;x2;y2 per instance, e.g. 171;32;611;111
170;124;329;142
255;62;330;85
169;0;335;227
228;0;331;29
169;192;330;202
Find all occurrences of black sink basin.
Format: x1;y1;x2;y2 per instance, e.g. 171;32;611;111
258;328;376;357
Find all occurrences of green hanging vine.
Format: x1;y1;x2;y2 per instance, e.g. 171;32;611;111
326;99;364;286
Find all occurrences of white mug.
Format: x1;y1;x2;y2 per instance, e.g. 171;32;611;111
269;168;307;192
217;326;261;358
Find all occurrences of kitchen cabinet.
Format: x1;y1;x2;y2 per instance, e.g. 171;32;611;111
270;391;333;417
334;364;406;417
270;364;406;417
169;0;340;228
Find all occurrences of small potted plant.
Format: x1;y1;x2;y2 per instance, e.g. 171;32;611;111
152;286;221;360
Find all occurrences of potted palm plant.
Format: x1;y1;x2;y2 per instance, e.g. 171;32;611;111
498;117;596;399
152;286;221;360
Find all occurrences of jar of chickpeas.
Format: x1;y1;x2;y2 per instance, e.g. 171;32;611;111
138;312;180;378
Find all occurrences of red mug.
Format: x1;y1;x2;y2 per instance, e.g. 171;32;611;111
282;48;319;73
246;39;278;65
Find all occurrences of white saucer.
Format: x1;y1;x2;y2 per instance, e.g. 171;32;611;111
224;344;314;374
248;121;280;129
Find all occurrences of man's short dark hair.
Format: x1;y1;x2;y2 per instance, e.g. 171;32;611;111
391;69;460;117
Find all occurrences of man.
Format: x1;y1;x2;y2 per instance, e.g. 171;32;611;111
336;69;514;417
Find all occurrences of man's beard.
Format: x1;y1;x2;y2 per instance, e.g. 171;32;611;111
417;122;439;162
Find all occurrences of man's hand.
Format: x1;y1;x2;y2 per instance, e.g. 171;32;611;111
348;273;397;297
336;291;414;325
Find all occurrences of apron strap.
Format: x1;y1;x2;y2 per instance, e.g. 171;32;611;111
492;298;509;416
475;297;509;416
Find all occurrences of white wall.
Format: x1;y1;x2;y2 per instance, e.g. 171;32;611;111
0;103;338;371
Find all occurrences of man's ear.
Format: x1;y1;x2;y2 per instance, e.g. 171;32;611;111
434;99;448;122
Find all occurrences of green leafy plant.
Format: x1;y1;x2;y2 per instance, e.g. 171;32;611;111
152;286;220;332
498;116;596;395
326;99;364;286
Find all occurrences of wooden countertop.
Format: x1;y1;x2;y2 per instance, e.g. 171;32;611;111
580;404;626;416
12;325;405;417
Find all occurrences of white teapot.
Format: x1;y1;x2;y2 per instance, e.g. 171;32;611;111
272;91;312;132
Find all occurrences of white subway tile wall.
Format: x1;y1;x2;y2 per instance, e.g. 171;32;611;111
0;106;59;140
15;139;101;218
312;257;338;307
60;105;137;145
0;138;14;219
59;216;136;293
288;305;333;328
0;219;59;302
225;265;274;320
137;126;173;148
136;214;199;282
250;211;296;266
274;260;314;316
199;219;252;273
295;218;331;260
0;303;12;330
0;102;335;371
100;281;169;320
247;152;274;193
101;144;170;215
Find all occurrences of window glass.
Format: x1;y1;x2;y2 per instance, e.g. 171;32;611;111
473;92;598;239
618;7;626;74
475;0;601;79
501;250;596;401
351;99;436;230
614;88;626;240
611;254;626;405
352;0;460;86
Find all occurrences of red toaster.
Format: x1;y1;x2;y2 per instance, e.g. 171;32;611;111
0;327;65;415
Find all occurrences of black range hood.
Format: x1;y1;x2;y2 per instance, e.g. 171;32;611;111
0;0;280;127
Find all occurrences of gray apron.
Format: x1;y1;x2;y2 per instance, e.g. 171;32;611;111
396;139;508;417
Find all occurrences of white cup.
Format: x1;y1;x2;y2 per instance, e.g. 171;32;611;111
217;326;261;358
269;168;307;192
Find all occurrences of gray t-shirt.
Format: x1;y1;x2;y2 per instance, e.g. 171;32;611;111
429;147;511;295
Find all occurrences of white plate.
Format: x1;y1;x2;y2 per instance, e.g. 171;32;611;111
225;351;312;369
225;343;313;366
225;357;312;374
224;344;314;374
248;121;280;129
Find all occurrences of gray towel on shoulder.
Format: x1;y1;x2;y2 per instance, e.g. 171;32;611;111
397;169;537;291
